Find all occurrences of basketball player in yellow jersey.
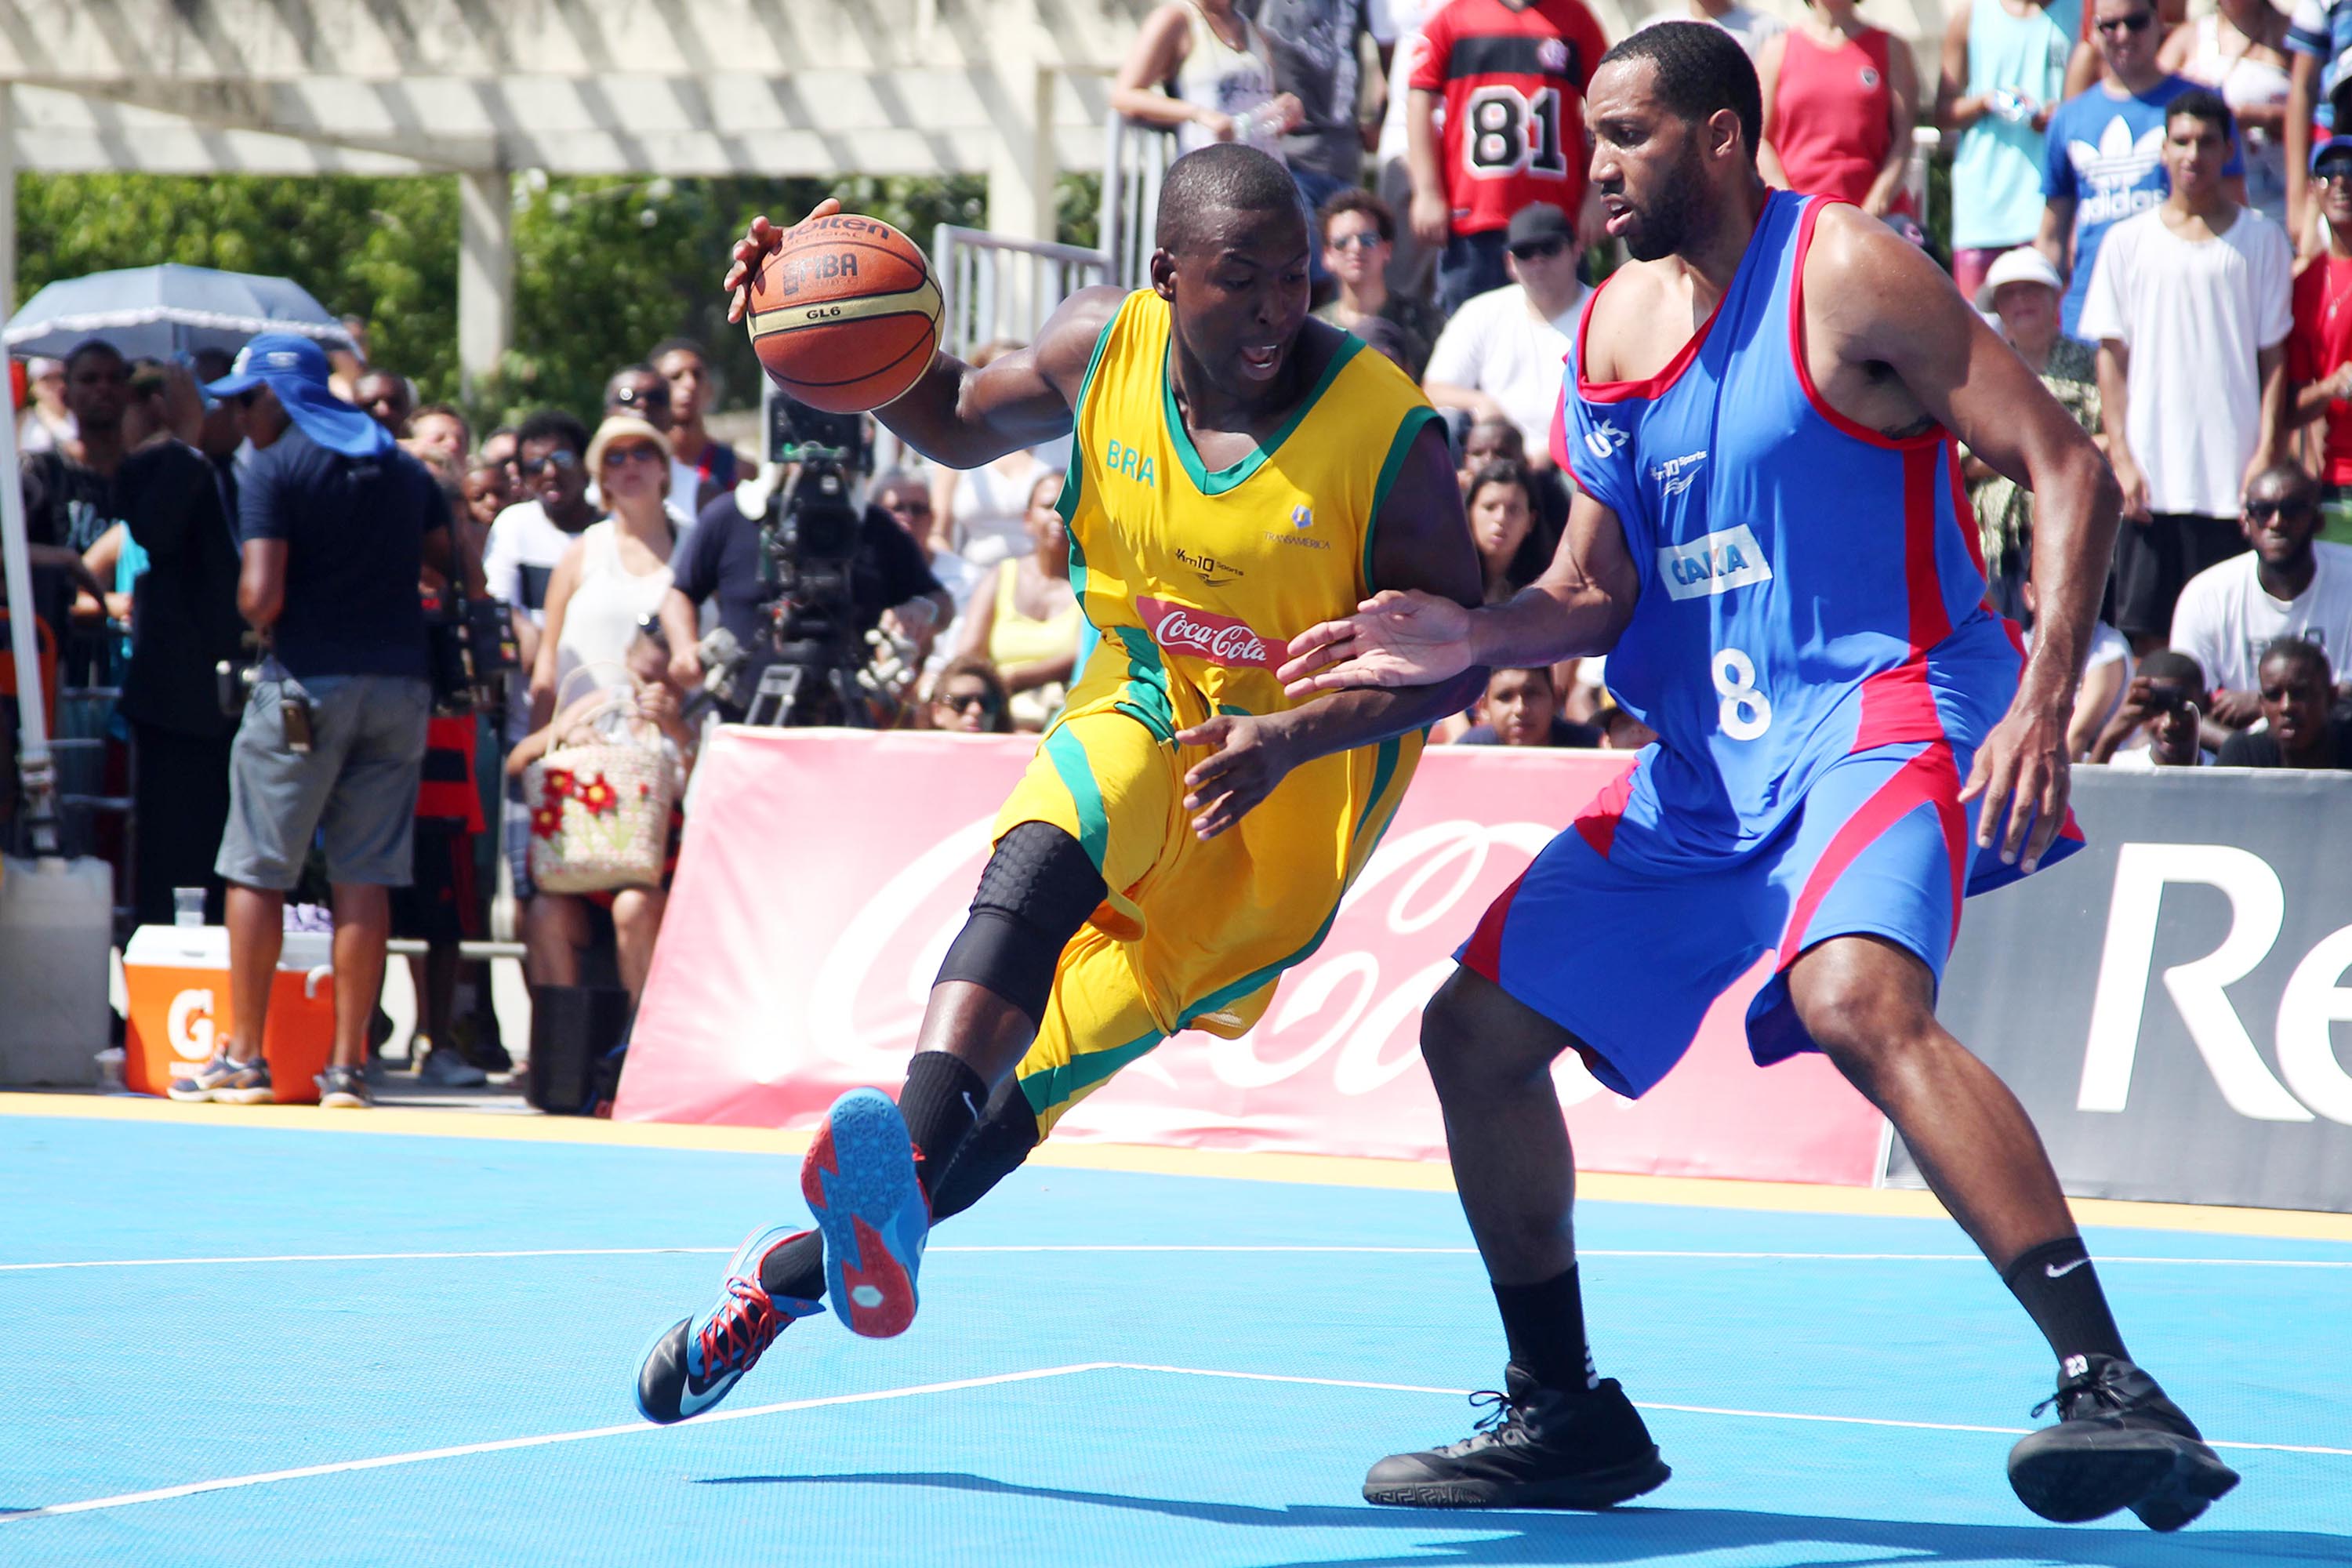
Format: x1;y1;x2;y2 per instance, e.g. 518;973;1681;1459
632;144;1485;1421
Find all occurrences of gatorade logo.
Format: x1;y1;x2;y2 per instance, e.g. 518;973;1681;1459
167;988;217;1062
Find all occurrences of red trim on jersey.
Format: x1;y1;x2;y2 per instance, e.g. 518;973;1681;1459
1572;768;1633;858
1461;869;1529;981
1576;274;1729;405
1776;742;1967;967
1853;445;1958;752
1788;198;1945;452
1942;441;1990;581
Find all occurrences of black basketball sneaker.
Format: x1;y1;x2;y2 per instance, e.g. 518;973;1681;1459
1363;1365;1671;1509
2006;1353;2239;1530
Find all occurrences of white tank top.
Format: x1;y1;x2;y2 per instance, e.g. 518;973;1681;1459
1172;1;1280;155
553;519;673;706
948;452;1047;573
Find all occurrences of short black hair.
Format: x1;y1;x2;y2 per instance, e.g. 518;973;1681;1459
2246;460;2319;506
64;337;126;374
2137;648;2207;691
1156;143;1307;255
1317;187;1395;245
514;408;590;458
648;336;709;368
2165;86;2236;143
1596;20;1763;155
2259;635;2332;686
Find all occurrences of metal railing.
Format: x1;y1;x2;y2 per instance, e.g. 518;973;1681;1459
1099;112;1180;291
930;225;1110;361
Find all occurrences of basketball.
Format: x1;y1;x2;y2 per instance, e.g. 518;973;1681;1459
745;214;942;415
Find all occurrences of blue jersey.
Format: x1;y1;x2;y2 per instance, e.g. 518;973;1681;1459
1559;193;2036;883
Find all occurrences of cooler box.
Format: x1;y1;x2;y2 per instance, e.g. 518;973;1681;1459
122;927;336;1104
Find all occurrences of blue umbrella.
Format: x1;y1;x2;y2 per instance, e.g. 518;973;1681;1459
3;263;354;361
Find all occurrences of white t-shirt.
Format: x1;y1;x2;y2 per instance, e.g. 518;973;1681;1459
2169;540;2352;695
2075;205;2293;519
484;499;591;742
1369;0;1449;165
1636;3;1787;60
1422;281;1588;456
2030;619;2134;731
2104;742;2216;769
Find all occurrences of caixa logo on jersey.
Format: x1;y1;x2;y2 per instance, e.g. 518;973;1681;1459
2081;842;2352;1126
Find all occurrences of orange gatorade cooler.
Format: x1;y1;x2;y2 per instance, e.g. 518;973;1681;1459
122;926;337;1105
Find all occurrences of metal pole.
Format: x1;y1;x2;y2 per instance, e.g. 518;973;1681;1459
0;340;60;857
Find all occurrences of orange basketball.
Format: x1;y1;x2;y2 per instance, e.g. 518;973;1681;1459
745;214;942;415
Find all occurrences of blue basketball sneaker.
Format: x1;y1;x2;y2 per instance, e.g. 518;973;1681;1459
634;1224;823;1425
801;1087;930;1338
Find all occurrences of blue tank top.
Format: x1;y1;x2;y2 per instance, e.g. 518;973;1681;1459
1559;192;2027;874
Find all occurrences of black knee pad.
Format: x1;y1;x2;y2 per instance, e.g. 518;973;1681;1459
935;822;1105;1022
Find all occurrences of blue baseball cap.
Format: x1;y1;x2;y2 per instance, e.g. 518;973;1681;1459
205;332;393;459
2312;135;2352;172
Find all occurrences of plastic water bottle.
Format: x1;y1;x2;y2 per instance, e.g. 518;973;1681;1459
174;886;205;927
1988;89;2034;125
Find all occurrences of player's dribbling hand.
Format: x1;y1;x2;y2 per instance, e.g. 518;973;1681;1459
1178;714;1298;841
1277;590;1476;700
1959;701;2071;873
723;199;843;325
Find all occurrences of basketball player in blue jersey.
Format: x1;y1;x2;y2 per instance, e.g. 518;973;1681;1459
1281;21;2238;1534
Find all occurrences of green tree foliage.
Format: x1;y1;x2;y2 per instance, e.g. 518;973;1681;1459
16;169;1101;435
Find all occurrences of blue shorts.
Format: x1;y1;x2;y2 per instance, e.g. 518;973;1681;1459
1457;740;2075;1098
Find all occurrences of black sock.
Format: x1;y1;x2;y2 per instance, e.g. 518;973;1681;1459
760;1230;826;1302
2001;1236;2130;1367
898;1051;989;1202
1491;1265;1599;1397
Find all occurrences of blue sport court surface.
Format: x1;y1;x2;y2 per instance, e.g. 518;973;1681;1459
2;1102;2347;1566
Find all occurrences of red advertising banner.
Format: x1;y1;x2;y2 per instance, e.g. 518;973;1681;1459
618;729;1886;1185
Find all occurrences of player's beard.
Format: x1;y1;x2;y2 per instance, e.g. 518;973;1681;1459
1621;140;1708;263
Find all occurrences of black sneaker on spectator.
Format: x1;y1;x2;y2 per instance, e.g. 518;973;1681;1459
166;1053;241;1102
316;1065;373;1109
417;1047;488;1088
209;1058;274;1105
451;1014;514;1074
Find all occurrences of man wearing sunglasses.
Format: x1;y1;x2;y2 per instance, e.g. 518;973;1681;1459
2170;462;2352;731
2037;0;2243;339
1423;202;1589;466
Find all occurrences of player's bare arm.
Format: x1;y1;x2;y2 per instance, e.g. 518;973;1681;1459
1182;422;1486;839
723;202;1117;468
1801;204;2121;872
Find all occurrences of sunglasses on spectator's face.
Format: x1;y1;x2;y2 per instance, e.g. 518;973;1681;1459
605;445;665;468
936;688;998;714
232;390;263;409
522;450;580;477
2319;161;2352;183
1508;238;1569;262
2246;498;2314;521
2096;11;2154;34
1326;232;1385;252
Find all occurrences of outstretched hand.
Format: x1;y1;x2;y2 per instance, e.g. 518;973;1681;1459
1276;589;1478;701
723;198;844;324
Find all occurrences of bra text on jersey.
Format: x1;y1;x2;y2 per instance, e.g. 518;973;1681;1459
1105;437;1156;488
1658;524;1774;601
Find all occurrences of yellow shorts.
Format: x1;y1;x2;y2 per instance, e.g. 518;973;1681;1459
992;691;1416;1136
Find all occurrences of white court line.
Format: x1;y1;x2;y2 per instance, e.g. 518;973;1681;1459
10;1245;2352;1272
0;1363;1112;1525
1106;1364;2352;1458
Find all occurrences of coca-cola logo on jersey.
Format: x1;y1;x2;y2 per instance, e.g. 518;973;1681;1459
1135;595;1279;671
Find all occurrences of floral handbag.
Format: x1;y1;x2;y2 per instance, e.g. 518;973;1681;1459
522;670;677;895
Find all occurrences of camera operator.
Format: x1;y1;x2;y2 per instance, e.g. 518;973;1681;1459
655;458;951;724
174;335;466;1112
112;354;245;927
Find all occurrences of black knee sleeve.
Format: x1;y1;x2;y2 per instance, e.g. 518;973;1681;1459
935;822;1106;1023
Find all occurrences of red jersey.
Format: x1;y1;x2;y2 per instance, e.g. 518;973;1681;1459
2290;254;2352;486
1769;27;1910;215
1410;0;1609;237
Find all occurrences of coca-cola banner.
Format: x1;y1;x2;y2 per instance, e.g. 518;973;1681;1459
617;729;1888;1185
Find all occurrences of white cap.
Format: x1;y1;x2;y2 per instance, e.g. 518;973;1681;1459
1974;246;2065;311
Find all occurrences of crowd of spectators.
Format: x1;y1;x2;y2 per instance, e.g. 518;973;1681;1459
19;0;2352;1110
